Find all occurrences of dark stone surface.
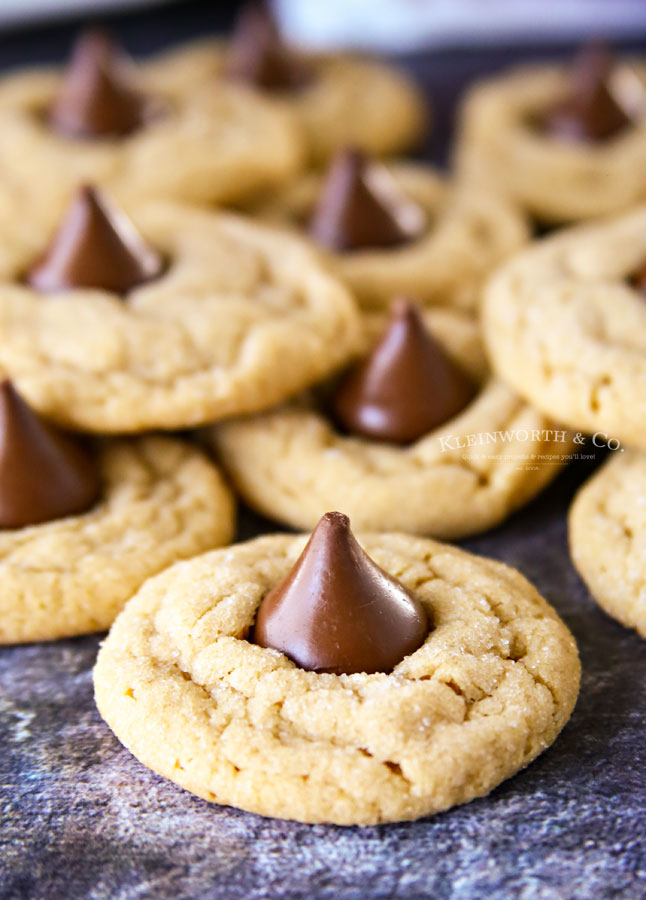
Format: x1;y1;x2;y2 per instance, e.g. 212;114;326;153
2;4;646;899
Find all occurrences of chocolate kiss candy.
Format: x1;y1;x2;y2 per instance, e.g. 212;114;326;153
27;185;164;294
545;43;634;142
331;298;476;444
254;511;429;675
225;2;311;91
49;29;147;139
629;262;646;294
308;148;426;252
0;381;100;528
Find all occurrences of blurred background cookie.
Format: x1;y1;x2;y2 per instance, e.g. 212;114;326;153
570;448;646;638
209;299;571;538
483;206;646;447
455;44;646;224
0;27;304;212
0;187;361;432
248;149;528;311
147;3;427;167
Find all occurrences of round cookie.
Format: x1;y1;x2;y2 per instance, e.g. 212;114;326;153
0;435;235;644
0;49;303;212
94;529;580;826
251;161;528;312
455;60;646;223
483;206;646;449
0;200;361;433
569;449;646;638
145;39;426;167
210;308;571;538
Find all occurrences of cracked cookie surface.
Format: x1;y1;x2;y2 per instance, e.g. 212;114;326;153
0;62;302;211
145;41;426;166
455;62;646;223
94;531;580;825
0;436;235;644
251;162;528;312
210;309;571;538
483;207;646;448
0;202;361;433
569;449;646;637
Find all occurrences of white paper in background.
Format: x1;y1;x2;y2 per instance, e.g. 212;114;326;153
274;0;646;52
0;0;163;28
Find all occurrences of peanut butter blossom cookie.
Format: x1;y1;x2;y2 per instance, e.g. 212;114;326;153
483;205;646;449
0;185;360;433
0;28;303;213
456;43;646;223
210;299;571;538
569;449;646;638
0;381;235;644
145;3;426;167
250;148;528;312
94;511;580;825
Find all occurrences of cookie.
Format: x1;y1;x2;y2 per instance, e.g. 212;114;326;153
569;449;646;638
0;30;303;213
145;24;426;167
0;434;235;644
209;305;571;538
0;192;361;433
483;206;646;449
250;155;528;312
94;522;580;826
455;49;646;223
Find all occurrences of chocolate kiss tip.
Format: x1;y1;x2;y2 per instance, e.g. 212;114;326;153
391;294;421;321
254;511;429;676
331;297;476;444
49;27;146;139
0;381;100;529
226;1;311;91
629;261;646;294
308;147;426;253
26;185;164;295
573;41;615;78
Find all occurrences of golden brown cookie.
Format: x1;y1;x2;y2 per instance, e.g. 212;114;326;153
0;199;361;433
210;308;571;538
569;448;646;638
455;59;646;223
145;38;426;167
0;436;235;644
94;528;580;825
250;160;528;312
0;41;303;212
483;206;646;449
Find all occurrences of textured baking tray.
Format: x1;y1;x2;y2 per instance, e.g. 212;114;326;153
1;4;646;899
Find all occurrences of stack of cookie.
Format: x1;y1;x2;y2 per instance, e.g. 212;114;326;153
462;44;646;640
24;6;646;828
